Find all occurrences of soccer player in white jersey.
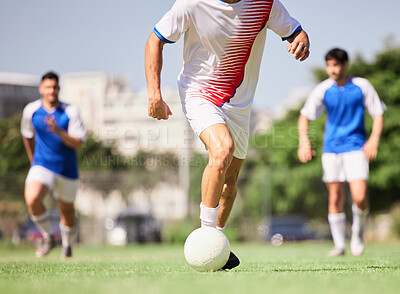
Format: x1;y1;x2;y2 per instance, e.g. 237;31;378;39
145;0;310;270
21;72;86;259
298;48;386;256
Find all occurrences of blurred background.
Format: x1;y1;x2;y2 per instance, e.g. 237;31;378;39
0;0;399;247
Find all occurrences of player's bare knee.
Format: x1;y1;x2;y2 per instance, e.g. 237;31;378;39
353;197;368;209
210;145;234;171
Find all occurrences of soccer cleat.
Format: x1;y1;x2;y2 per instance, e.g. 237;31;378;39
62;246;72;259
35;235;56;258
350;235;364;256
220;251;240;270
327;248;345;257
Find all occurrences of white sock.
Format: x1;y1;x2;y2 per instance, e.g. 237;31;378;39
30;212;52;240
352;204;368;239
328;213;346;251
200;202;220;228
59;223;75;248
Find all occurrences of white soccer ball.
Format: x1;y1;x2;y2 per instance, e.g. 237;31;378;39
184;227;230;272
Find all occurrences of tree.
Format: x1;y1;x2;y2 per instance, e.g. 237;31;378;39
0;115;30;202
0;114;30;175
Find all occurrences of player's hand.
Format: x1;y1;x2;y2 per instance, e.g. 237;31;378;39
298;140;315;163
44;115;61;135
148;97;173;120
287;30;310;62
362;137;379;161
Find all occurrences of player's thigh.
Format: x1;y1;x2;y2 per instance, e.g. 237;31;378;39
25;165;55;202
24;182;49;204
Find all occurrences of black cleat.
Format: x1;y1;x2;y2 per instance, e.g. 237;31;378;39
62;246;72;259
220;251;240;270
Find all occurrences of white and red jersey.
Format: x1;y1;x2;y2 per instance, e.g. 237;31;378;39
155;0;301;109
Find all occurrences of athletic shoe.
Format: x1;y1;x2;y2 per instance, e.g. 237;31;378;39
62;246;72;259
350;235;364;256
220;251;240;270
35;235;56;258
327;248;345;257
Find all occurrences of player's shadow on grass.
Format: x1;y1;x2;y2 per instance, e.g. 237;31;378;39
273;265;397;272
243;265;397;273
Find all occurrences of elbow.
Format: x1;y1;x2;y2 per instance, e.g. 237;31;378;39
74;140;84;151
298;114;308;125
145;32;164;56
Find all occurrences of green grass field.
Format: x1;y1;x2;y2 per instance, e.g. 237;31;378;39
0;241;399;294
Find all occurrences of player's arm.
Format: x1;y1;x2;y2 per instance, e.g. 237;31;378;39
297;114;315;163
286;30;310;62
22;136;35;164
362;115;384;161
145;32;173;120
44;116;83;150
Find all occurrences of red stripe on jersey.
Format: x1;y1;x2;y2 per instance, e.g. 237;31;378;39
191;0;274;106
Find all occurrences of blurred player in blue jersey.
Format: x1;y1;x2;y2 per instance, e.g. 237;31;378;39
21;72;86;258
297;48;386;256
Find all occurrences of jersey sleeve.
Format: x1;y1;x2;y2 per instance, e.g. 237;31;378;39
20;101;40;139
358;78;387;117
267;0;302;41
154;0;190;43
300;82;328;121
66;105;86;142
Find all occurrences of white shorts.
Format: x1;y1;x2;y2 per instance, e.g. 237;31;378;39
322;150;369;183
182;98;250;159
25;165;79;203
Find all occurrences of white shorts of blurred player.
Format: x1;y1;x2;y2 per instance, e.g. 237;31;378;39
25;165;79;203
182;97;250;160
322;150;369;183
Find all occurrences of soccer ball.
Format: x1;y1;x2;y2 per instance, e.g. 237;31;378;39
184;227;230;272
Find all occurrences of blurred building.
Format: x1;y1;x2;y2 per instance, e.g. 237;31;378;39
0;72;40;119
60;72;199;223
60;72;204;155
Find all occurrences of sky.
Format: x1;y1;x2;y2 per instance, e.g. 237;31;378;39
0;0;399;109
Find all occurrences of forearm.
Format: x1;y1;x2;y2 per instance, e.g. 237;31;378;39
362;115;384;161
369;115;384;142
298;115;310;146
297;115;314;162
53;129;83;150
145;32;164;101
22;137;35;164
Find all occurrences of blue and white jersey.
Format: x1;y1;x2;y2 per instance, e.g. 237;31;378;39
21;99;86;179
301;77;386;154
